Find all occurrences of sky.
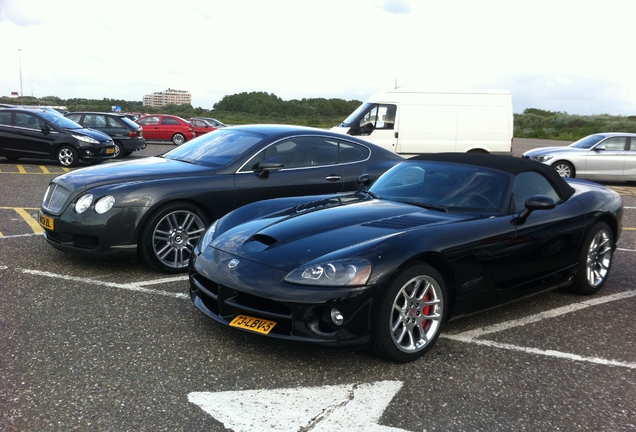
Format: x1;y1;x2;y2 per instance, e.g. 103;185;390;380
1;0;635;115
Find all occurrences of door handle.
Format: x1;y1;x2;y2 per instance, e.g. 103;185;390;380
325;175;341;182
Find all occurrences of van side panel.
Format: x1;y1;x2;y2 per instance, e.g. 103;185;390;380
336;89;513;156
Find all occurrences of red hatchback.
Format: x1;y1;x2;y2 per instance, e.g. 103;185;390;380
190;118;218;136
136;114;195;145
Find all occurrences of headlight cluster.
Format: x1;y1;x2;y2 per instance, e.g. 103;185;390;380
74;194;116;214
72;134;100;144
285;258;371;286
528;155;553;163
198;219;219;251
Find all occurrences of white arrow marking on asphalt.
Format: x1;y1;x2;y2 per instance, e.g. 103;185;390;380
188;380;409;432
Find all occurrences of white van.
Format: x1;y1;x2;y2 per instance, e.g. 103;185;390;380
331;88;513;156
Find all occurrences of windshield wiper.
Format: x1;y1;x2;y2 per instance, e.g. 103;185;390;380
404;201;447;212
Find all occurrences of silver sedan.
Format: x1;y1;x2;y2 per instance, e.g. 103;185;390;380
522;132;636;181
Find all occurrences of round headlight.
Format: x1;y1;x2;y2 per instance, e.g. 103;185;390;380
94;195;115;214
75;194;94;213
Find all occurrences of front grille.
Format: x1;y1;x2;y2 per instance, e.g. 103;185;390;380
42;183;71;214
191;272;294;335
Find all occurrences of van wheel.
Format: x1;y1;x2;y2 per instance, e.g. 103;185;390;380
139;202;209;273
58;145;79;167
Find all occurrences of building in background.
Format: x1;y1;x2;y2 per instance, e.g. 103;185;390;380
143;89;191;108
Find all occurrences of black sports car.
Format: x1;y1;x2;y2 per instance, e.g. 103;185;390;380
39;125;403;272
189;153;623;362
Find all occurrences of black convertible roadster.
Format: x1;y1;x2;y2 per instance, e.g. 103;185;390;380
189;153;623;362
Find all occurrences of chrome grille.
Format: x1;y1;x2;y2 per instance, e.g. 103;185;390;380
42;183;71;214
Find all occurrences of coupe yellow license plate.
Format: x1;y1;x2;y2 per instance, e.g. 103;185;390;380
38;212;54;230
230;314;277;335
106;148;115;155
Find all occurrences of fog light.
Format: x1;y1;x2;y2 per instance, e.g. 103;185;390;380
330;308;344;326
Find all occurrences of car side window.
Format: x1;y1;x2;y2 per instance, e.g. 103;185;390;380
338;142;369;163
85;115;107;129
16;113;43;130
512;171;560;212
66;114;81;123
139;116;159;125
0;112;11;125
600;137;626;151
162;117;180;125
240;137;341;172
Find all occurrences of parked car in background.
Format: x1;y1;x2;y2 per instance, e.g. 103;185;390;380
190;118;219;136
136;114;195;145
66;112;146;158
39;124;404;272
191;117;227;128
0;107;116;167
523;132;636;181
189;153;623;362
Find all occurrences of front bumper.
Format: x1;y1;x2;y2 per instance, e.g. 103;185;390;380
189;247;380;347
40;206;147;257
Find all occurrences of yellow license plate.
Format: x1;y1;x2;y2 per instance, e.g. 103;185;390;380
230;314;277;335
106;148;115;154
39;212;54;230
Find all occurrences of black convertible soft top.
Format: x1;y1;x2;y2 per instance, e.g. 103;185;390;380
411;153;575;200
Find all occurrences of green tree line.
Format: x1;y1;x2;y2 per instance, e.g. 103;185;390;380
3;92;636;140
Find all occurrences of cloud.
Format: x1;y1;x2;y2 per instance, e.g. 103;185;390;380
377;0;411;14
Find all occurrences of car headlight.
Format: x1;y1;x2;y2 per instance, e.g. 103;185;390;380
94;195;115;214
198;219;219;251
528;155;553;163
75;194;93;213
72;134;99;144
285;258;372;286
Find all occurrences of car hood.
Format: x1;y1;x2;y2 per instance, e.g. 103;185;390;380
211;199;469;270
523;146;586;156
53;156;212;190
72;127;114;143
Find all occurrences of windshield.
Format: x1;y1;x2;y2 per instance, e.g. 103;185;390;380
339;102;374;127
569;134;605;149
163;129;264;167
370;161;511;213
40;111;83;129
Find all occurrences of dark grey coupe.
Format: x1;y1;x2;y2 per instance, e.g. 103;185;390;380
39;125;403;272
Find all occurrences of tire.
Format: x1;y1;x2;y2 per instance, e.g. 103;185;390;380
552;160;574;178
569;222;614;295
372;263;448;362
113;141;124;158
172;133;186;146
139;202;209;273
57;145;79;167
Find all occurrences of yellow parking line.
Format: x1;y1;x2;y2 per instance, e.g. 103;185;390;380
17;165;27;174
41;166;51;174
13;208;44;234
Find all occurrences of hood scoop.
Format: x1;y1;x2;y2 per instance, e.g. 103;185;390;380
241;233;278;252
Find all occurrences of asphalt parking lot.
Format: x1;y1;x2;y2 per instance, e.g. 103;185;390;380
0;139;634;431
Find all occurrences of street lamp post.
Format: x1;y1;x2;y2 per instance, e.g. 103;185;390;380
18;49;24;105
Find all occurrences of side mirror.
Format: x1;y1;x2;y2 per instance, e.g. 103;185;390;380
357;173;371;191
256;157;283;178
513;195;556;225
594;144;606;151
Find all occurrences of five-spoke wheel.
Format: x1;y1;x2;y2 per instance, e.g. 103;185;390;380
372;263;447;362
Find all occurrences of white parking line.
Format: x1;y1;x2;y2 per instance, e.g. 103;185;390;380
443;289;636;369
13;267;636;368
17;268;189;299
